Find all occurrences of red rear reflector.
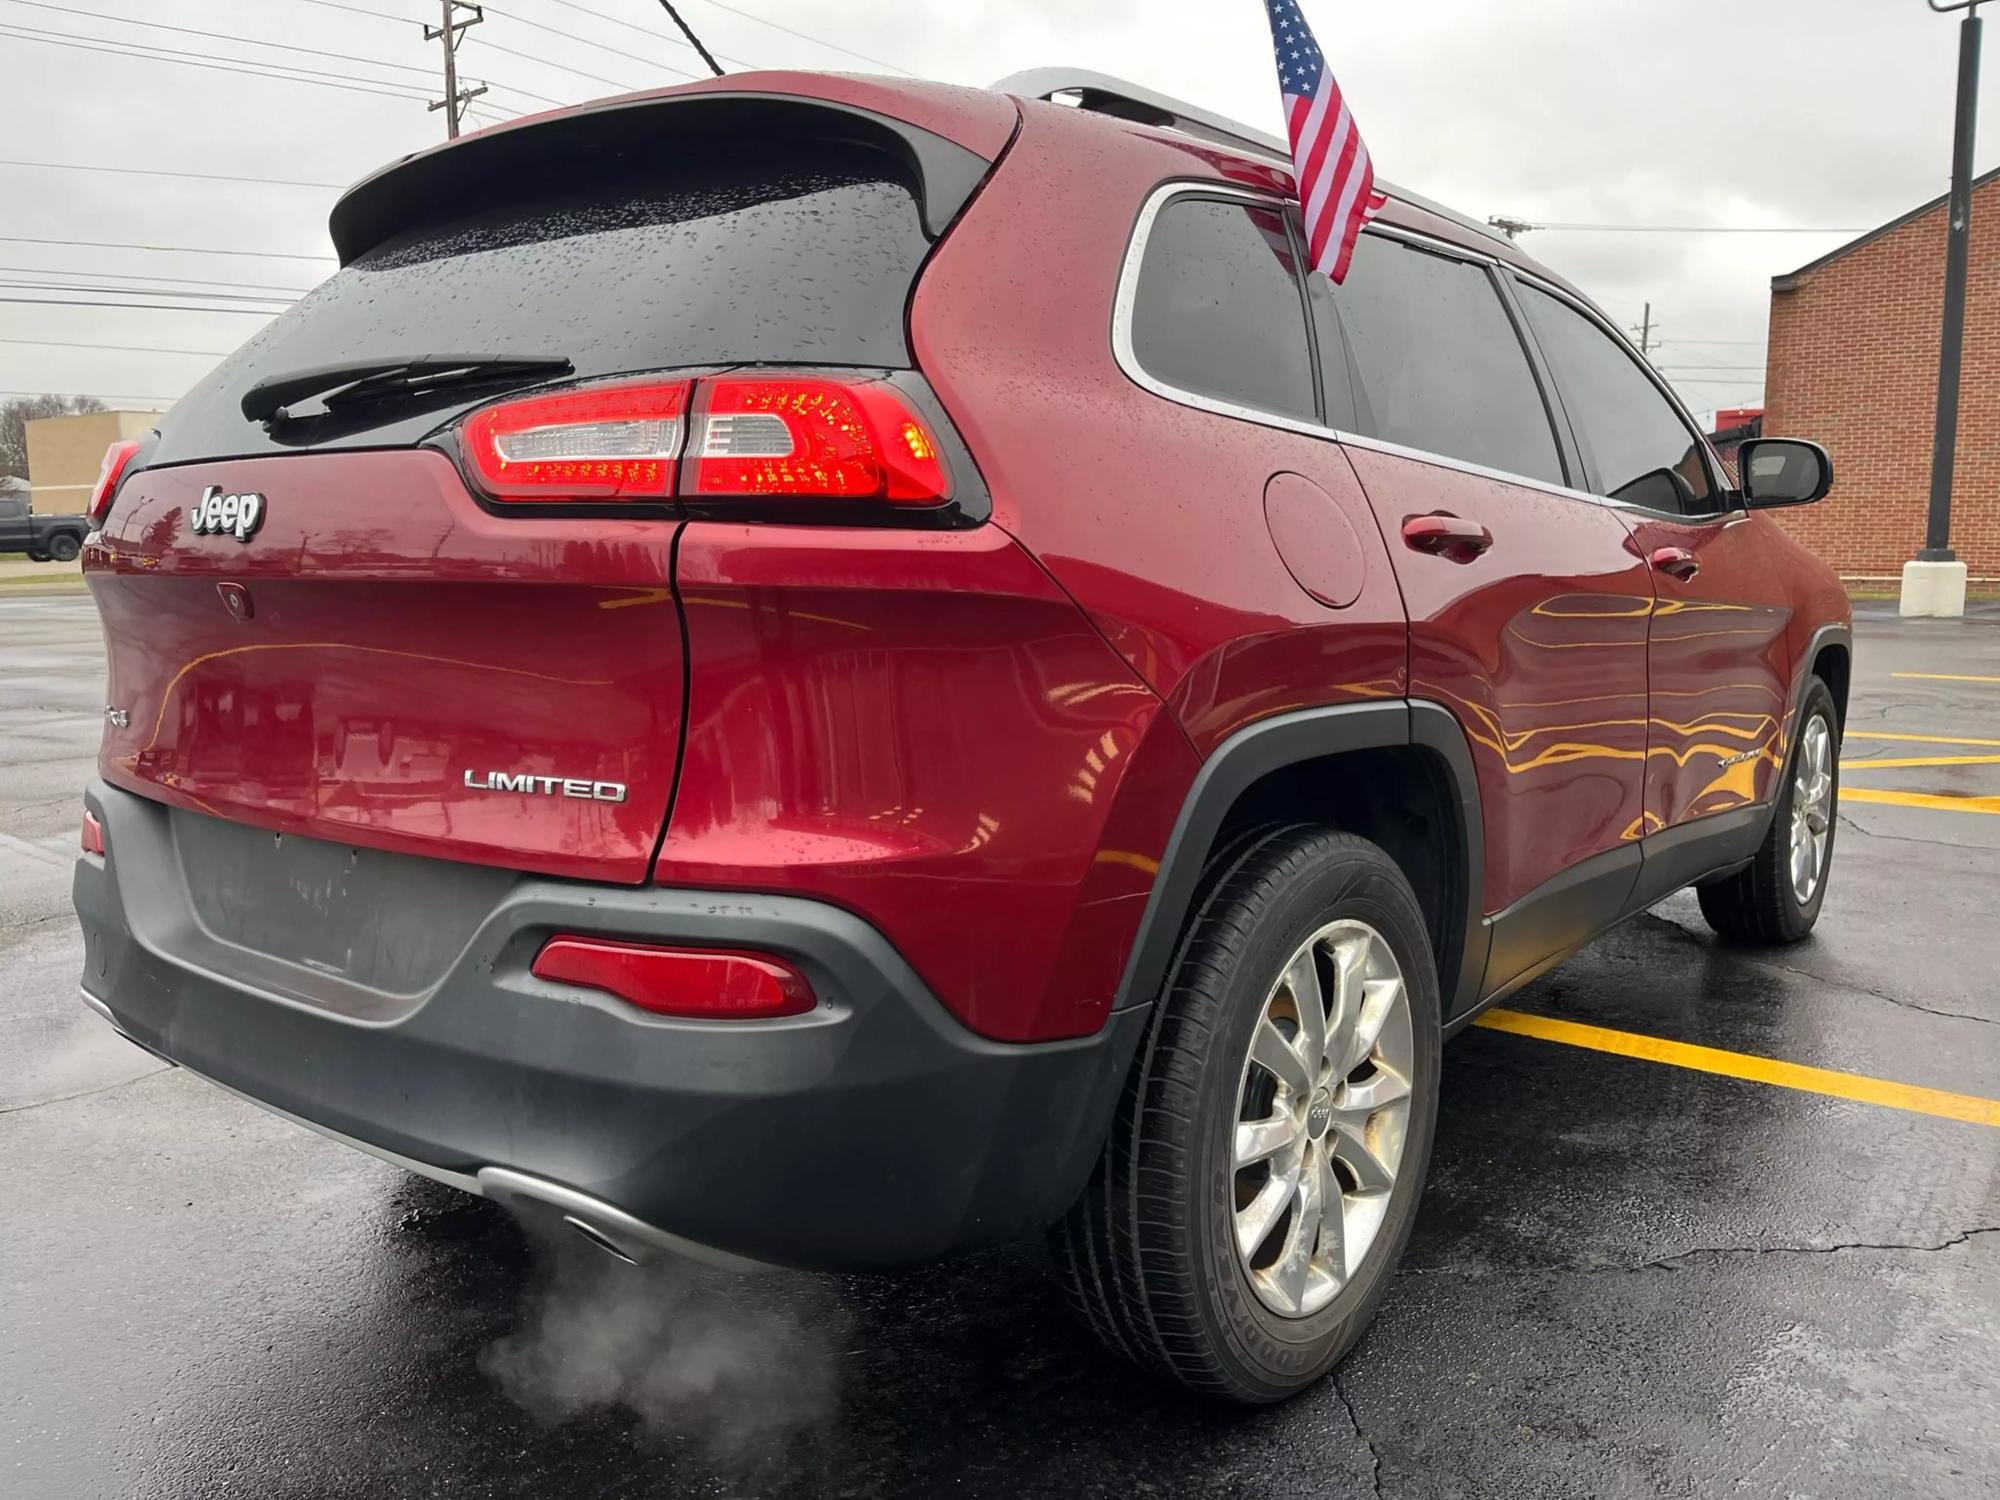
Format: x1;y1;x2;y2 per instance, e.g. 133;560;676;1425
88;439;143;525
530;937;814;1019
80;810;105;857
461;380;691;502
687;376;950;503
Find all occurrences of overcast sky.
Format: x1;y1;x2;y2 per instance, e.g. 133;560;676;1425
4;0;1994;426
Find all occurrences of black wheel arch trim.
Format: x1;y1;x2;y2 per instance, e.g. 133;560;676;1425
1111;699;1489;1021
1793;620;1853;737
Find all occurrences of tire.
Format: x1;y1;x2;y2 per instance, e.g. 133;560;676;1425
25;549;49;563
1051;825;1442;1402
45;533;82;563
1697;678;1839;944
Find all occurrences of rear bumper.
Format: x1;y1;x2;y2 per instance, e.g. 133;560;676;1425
73;780;1146;1271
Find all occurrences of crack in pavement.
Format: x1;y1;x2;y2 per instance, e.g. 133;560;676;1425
1835;808;1981;853
0;1066;170;1117
1331;1366;1385;1500
1634;910;1994;1026
1634;1225;2000;1272
1403;1227;2000;1282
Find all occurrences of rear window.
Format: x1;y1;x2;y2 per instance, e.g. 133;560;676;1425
1128;195;1317;424
154;140;932;466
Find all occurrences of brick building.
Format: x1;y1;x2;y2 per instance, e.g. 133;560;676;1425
1762;166;1998;578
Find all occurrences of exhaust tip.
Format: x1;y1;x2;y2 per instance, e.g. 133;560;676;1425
562;1212;643;1265
473;1164;774;1274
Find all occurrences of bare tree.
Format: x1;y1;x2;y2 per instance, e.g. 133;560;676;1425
0;394;109;480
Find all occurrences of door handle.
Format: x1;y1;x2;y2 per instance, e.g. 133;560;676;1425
1650;546;1700;582
1402;513;1493;563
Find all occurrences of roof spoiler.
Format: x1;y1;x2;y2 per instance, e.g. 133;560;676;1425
329;92;993;264
992;67;1503;247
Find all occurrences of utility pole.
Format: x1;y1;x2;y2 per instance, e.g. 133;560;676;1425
1633;303;1657;362
426;1;486;139
1906;0;1984;617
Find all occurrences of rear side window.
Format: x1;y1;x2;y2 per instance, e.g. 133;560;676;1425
1332;234;1565;487
153;140;932;465
1516;284;1720;515
1129;196;1317;423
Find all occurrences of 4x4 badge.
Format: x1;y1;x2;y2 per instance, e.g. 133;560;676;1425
189;485;265;543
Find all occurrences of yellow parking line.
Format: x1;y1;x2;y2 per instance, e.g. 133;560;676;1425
1473;1009;2000;1128
1840;787;2000;815
1840;753;2000;770
1847;730;2000;748
1891;672;2000;684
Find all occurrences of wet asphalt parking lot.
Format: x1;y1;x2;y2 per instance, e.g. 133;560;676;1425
3;590;1996;1499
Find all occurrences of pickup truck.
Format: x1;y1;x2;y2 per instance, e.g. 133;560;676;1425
0;494;88;562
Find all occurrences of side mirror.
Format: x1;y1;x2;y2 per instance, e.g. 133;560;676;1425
1739;438;1832;508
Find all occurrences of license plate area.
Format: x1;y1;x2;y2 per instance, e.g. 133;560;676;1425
170;807;515;996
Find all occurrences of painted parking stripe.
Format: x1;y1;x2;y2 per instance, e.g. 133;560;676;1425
1841;753;2000;770
1846;730;2000;748
1890;672;2000;684
1473;1008;2000;1128
1840;787;2000;815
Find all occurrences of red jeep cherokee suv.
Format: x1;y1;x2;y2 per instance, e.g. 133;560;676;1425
73;69;1849;1402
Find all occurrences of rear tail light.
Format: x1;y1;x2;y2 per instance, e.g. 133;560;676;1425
530;936;814;1019
80;810;105;857
686;376;950;503
460;380;691;502
89;439;144;525
456;373;949;508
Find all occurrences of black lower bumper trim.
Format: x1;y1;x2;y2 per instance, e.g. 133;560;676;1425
73;780;1146;1271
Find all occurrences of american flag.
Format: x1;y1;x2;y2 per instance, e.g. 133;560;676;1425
1265;0;1385;284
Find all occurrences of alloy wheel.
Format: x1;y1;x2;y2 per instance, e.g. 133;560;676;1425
1789;714;1834;904
1230;919;1413;1318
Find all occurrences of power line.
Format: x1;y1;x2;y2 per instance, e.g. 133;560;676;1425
1510;220;1867;235
0;157;345;190
0;24;439;103
2;12;564;115
0;295;285;316
684;0;916;74
534;0;750;70
0;336;230;356
1;20;437;94
0;235;332;262
467;30;635;92
0;279;298;306
297;0;421;24
0;0;441;76
480;3;700;82
0;265;313;294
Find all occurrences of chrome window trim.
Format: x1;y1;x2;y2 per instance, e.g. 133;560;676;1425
1363;219;1501;268
1330;429;1627;511
1109;181;1685;518
1110;181;1332;441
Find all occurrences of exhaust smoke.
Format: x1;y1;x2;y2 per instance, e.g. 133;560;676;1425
480;1218;849;1467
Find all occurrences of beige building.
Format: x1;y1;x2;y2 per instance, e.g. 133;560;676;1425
25;409;164;515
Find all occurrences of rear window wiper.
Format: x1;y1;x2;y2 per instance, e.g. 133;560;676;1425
241;354;574;423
